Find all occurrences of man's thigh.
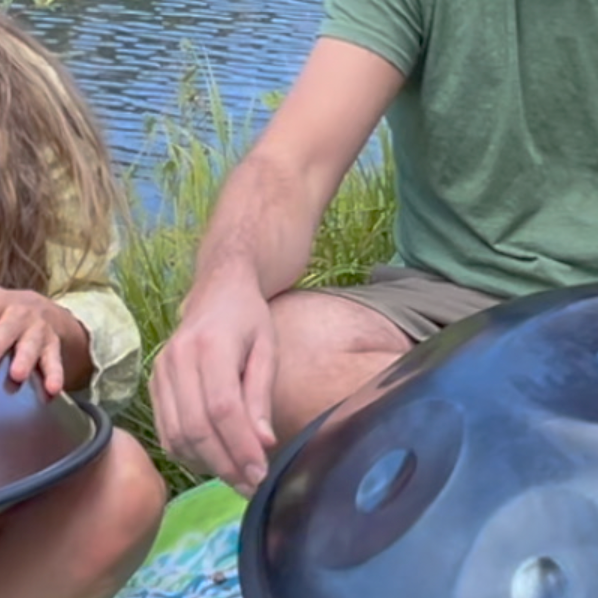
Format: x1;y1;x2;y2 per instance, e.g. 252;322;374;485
313;265;503;343
269;268;501;439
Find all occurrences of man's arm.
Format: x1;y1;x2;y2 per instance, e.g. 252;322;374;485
151;38;408;495
191;37;406;301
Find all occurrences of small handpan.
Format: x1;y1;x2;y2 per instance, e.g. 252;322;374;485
0;354;112;513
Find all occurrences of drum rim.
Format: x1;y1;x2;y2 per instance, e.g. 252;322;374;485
0;400;113;510
238;405;337;598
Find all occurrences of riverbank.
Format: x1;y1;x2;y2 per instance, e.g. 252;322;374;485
114;78;398;494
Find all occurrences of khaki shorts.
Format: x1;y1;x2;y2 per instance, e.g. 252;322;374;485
316;265;503;342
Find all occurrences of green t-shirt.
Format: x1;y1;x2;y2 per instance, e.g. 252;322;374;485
319;0;598;299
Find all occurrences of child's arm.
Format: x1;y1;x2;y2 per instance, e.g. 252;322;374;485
46;227;142;416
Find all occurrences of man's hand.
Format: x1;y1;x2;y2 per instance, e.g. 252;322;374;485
150;276;278;498
149;39;406;497
0;289;92;396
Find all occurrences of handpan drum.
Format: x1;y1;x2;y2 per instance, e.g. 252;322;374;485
239;283;598;598
0;354;112;513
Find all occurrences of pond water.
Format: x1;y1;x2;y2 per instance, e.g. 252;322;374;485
9;0;324;210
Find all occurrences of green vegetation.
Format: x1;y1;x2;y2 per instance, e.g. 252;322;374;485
113;55;398;495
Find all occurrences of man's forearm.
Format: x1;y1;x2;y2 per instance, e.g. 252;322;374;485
194;151;328;299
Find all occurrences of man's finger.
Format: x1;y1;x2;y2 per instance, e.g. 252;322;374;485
149;354;179;456
243;332;277;448
199;342;268;489
151;341;238;482
165;345;243;485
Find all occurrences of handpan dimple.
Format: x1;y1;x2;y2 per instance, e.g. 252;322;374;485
355;448;414;514
455;487;598;598
239;284;598;598
281;398;464;571
511;557;568;598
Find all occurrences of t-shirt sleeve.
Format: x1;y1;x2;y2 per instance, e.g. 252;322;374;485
318;0;425;77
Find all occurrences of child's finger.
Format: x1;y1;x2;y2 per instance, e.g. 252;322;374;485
10;322;45;383
39;335;64;396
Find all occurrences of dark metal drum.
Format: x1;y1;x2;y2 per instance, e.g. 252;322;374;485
0;354;112;513
239;283;598;598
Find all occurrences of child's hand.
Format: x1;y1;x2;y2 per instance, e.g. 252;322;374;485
0;289;91;396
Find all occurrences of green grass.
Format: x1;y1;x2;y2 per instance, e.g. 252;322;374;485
113;52;398;496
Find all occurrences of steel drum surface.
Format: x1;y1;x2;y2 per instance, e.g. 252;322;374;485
239;284;598;598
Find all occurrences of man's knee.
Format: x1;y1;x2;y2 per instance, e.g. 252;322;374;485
268;289;412;441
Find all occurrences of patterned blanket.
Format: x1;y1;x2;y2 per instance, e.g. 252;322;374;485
115;480;248;598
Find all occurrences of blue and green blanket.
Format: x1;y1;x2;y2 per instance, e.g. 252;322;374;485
116;480;248;598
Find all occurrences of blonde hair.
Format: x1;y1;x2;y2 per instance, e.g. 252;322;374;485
0;14;126;294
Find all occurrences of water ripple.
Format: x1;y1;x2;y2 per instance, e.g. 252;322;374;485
9;0;322;207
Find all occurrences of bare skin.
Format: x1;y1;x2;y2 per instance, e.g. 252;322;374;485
0;429;167;598
269;291;413;448
150;38;408;496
